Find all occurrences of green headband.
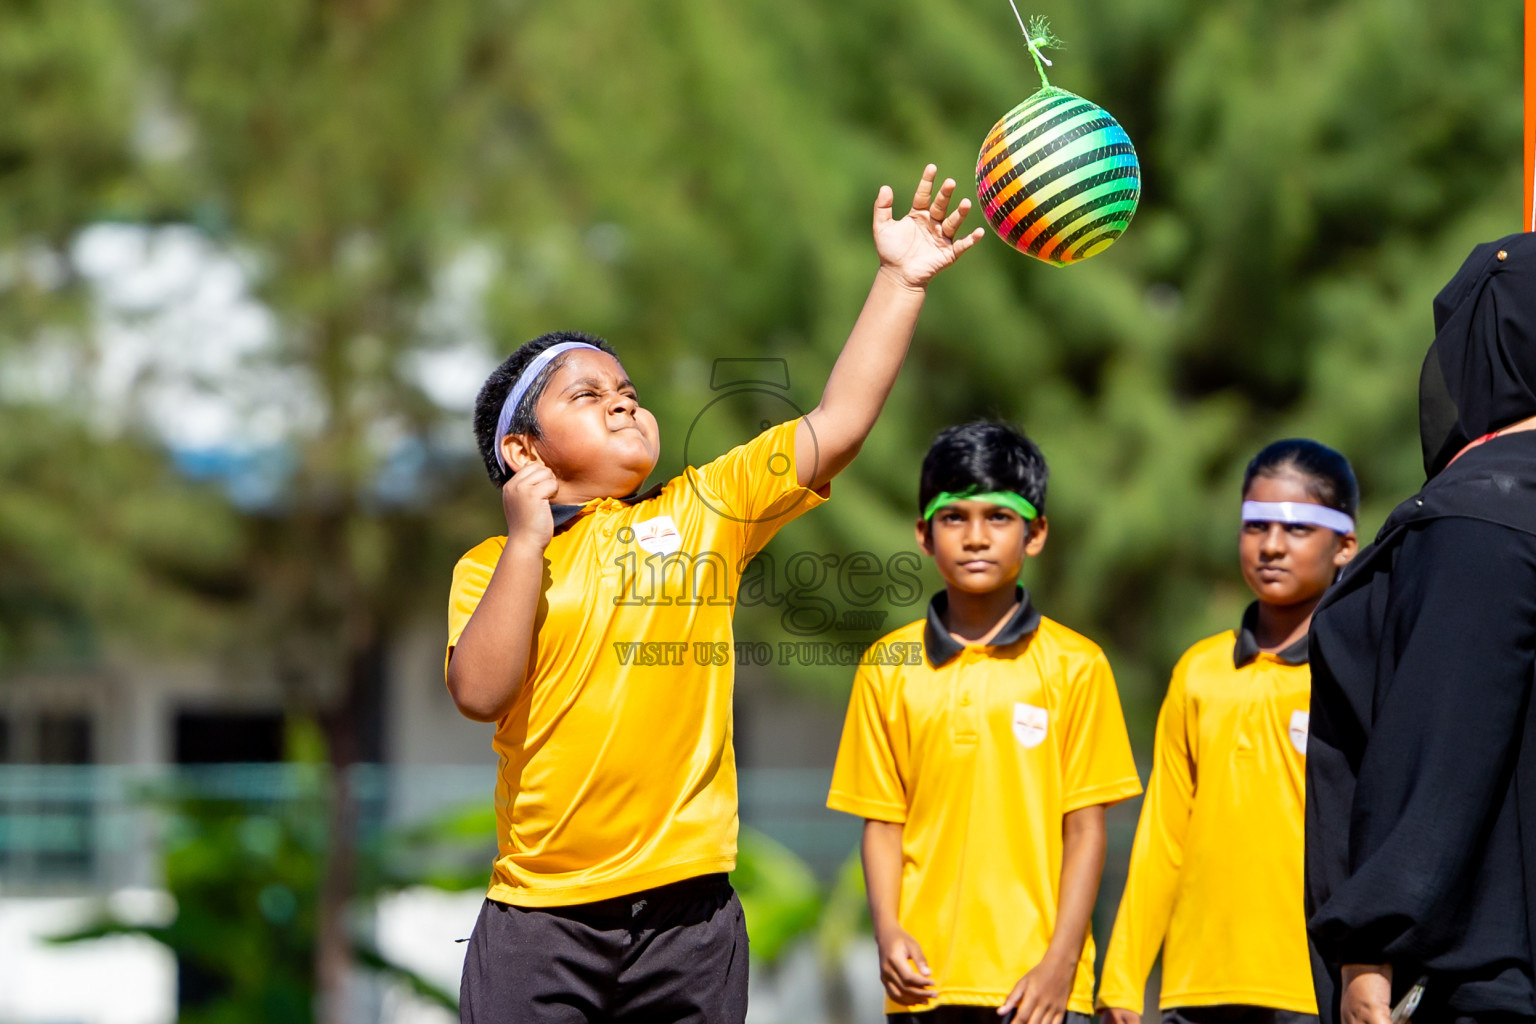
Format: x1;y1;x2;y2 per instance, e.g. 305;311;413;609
922;489;1039;522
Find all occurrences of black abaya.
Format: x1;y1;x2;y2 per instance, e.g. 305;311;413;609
1306;231;1536;1024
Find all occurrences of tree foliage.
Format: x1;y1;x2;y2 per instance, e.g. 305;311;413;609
3;0;1525;706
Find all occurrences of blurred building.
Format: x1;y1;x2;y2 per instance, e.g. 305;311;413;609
0;619;865;1024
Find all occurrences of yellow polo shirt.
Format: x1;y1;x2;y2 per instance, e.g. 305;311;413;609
828;591;1142;1015
1097;609;1317;1015
446;419;826;907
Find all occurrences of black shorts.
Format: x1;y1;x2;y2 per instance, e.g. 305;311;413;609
459;873;748;1024
888;1008;1095;1024
1162;1008;1319;1024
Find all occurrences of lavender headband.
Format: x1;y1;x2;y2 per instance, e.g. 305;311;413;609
1241;500;1355;535
492;341;604;473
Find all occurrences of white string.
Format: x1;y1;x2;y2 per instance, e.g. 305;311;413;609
1007;0;1053;67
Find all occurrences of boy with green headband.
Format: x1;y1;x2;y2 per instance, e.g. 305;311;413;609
828;420;1141;1024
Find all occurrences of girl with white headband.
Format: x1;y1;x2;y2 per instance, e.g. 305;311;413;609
443;165;984;1024
1098;439;1359;1024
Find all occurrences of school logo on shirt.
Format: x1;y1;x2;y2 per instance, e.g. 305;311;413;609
632;515;683;555
1012;702;1049;749
1289;710;1310;756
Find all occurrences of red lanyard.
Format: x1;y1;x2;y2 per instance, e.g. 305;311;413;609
1445;431;1502;469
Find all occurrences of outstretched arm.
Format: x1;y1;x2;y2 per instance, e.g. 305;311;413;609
797;164;985;491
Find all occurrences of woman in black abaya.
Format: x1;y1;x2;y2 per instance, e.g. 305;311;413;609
1306;232;1536;1024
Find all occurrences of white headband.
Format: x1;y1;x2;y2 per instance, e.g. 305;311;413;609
1241;500;1355;535
492;341;604;473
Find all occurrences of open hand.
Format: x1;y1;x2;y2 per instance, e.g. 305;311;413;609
1000;952;1075;1024
873;164;986;290
876;925;937;1006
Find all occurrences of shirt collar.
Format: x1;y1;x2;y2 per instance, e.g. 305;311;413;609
1233;601;1310;667
922;586;1042;667
551;481;666;533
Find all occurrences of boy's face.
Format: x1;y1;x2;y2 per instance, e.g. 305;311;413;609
1239;473;1357;607
501;349;660;499
915;499;1048;594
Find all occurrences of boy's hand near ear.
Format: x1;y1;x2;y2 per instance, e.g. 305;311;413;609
448;463;559;722
502;463;558;553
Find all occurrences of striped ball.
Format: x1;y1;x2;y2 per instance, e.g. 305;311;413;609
976;86;1141;266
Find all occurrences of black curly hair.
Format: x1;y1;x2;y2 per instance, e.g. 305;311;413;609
472;330;620;486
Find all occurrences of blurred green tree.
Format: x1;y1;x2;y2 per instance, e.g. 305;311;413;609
485;0;1523;715
51;772;478;1023
1;1;534;1015
0;2;245;667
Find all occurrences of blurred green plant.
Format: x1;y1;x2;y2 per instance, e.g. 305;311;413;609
816;848;874;970
733;830;874;1024
5;0;1522;728
49;773;484;1022
733;827;824;965
50;793;867;1020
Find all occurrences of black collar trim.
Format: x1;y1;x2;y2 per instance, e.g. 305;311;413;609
1233;601;1310;667
551;481;666;533
922;586;1041;667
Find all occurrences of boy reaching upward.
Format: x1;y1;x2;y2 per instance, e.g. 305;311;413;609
828;422;1142;1024
446;166;983;1024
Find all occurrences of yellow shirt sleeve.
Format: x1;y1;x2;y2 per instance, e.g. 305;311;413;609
444;540;502;679
1059;649;1144;813
1097;661;1196;1013
692;418;827;558
826;661;908;823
